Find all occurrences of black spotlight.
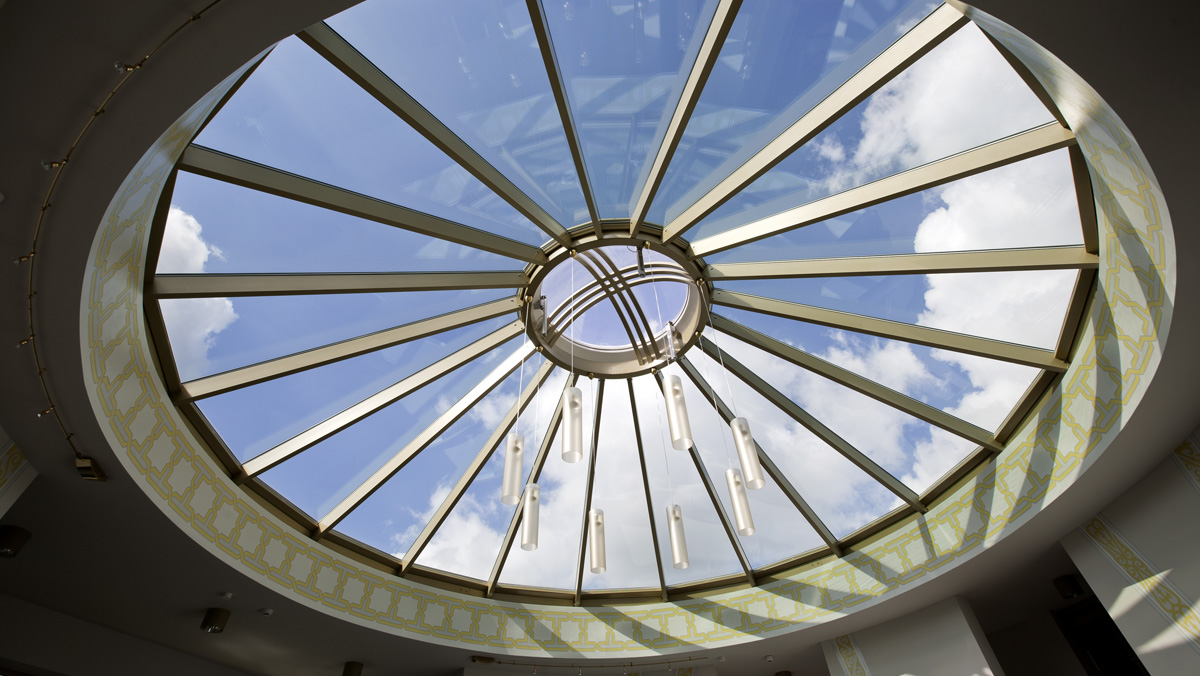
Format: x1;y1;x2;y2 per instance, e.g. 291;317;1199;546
0;525;31;557
342;661;364;676
200;607;231;633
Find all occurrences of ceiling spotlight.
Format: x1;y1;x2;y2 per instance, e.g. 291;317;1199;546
0;525;32;557
75;457;106;481
342;661;364;676
469;656;495;664
257;608;274;617
762;654;775;663
200;607;230;633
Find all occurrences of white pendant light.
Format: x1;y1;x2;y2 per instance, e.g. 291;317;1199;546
725;468;756;536
588;508;606;574
730;417;764;490
666;504;689;569
500;432;524;505
521;484;540;551
662;375;693;451
562;385;584;462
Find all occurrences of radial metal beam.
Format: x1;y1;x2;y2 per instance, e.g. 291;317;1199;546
239;322;524;478
178;145;546;264
682;348;924;512
627;379;668;600
652;371;755;587
524;0;599;231
298;22;571;246
710;314;1002;452
662;3;968;243
628;0;743;235
179;298;521;401
487;374;578;597
687;123;1077;256
573;379;605;605
317;342;537;535
402;361;554;572
674;356;844;552
705;246;1099;281
711;289;1069;371
1069;144;1100;255
153;271;529;298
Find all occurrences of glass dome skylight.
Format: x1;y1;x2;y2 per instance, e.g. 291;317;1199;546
149;0;1095;601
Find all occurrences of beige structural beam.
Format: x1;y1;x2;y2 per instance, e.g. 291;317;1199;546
153;271;529;298
626;380;669;600
572;379;605;605
662;3;968;243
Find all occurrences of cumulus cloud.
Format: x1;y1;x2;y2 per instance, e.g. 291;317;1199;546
158;207;237;381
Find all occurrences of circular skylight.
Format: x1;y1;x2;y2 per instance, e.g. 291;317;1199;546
149;0;1094;600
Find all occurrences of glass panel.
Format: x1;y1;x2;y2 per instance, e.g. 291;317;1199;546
196;318;512;462
661;362;825;565
631;376;743;586
582;382;659;590
256;338;522;520
715;268;1079;350
543;0;720;218
499;376;603;589
647;0;937;226
195;36;545;245
162;173;522;274
704;149;1081;263
327;0;588;228
714;307;1042;433
690;24;1057;240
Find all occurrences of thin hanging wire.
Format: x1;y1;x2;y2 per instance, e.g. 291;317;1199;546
650;272;674;504
704;288;739;418
696;326;734;470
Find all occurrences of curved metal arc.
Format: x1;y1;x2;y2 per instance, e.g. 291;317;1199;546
544;275;694;350
543;262;688;337
573;253;650;365
589;248;664;360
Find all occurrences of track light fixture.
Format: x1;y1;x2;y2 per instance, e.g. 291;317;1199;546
199;607;230;633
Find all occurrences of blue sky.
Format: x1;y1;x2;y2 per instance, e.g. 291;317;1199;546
156;0;1085;590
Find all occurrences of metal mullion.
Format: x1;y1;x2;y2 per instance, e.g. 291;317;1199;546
709;314;1002;452
297;22;570;246
1069;144;1100;255
711;289;1069;372
179;297;521;401
651;372;755;586
681;350;924;513
152;271;529;298
705;246;1099;281
687;123;1077;256
403;361;555;572
177;145;546;264
486;374;579;597
317;342;538;535
524;0;600;231
627;379;668;601
662;4;969;243
673;357;843;553
1055;268;1096;362
573;379;606;605
240;322;524;478
628;0;744;235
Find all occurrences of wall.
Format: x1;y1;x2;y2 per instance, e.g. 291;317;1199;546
987;611;1086;676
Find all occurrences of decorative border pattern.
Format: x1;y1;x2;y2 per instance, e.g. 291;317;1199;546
0;444;27;492
1082;516;1200;656
0;442;36;517
79;10;1176;659
833;634;872;676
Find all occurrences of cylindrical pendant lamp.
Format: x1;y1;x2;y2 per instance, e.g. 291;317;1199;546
521;484;540;550
588;508;606;573
562;386;583;463
662;375;693;451
730;417;764;489
725;468;756;536
500;432;524;505
666;504;689;569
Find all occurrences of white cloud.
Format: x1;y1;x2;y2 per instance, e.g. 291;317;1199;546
158;207;237;381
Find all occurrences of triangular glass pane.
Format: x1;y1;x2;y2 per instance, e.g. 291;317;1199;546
160;288;512;381
162;173;522;274
197;317;514;462
499;376;603;590
195;36;545;245
582;381;659;590
327;0;589;228
715;268;1079;350
257;337;523;520
704;149;1082;263
332;352;546;571
647;0;937;226
542;0;721;218
415;367;569;578
713;307;1042;434
688;23;1058;240
631;375;743;586
661;362;826;566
